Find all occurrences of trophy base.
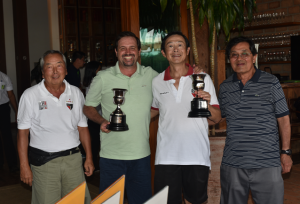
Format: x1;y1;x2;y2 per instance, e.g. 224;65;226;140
188;98;211;118
107;114;129;131
188;109;211;117
107;123;129;131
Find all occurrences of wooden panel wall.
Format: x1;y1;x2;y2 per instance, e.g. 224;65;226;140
12;0;31;99
120;0;140;38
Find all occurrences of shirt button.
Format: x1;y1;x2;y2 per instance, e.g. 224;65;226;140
242;90;244;92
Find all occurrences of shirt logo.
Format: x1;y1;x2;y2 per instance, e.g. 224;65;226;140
160;92;169;95
255;94;260;97
1;85;5;89
191;89;196;97
39;101;47;110
142;85;147;87
66;99;73;110
66;103;73;110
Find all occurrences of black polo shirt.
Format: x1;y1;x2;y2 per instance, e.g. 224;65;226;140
65;64;81;88
219;69;289;169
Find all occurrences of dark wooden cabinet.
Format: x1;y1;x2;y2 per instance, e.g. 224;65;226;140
58;0;121;67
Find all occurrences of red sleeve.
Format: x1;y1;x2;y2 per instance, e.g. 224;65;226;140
151;107;159;111
212;104;220;109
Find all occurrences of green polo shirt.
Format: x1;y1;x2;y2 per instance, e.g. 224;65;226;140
85;62;158;160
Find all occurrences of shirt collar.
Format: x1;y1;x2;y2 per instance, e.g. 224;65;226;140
232;67;261;83
164;63;193;81
112;62;143;77
39;79;71;96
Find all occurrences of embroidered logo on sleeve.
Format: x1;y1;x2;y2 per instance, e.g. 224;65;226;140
39;101;47;110
66;99;73;110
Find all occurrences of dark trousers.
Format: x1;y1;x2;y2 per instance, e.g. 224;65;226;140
88;119;100;170
0;102;18;169
99;156;152;204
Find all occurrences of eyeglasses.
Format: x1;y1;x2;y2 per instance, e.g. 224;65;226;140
230;52;252;60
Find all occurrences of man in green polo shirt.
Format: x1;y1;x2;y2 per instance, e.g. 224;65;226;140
83;31;157;204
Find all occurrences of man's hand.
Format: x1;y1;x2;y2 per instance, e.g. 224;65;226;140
84;159;94;176
192;64;204;74
20;164;33;186
281;154;293;174
100;120;111;133
194;90;211;104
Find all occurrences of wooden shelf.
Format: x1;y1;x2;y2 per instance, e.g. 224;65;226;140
259;45;291;49
258;61;291;64
226;61;291;66
232;22;300;32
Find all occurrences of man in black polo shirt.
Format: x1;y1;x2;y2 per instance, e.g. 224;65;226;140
65;51;86;88
219;36;292;204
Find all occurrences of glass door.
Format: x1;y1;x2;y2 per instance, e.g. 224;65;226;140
139;0;180;73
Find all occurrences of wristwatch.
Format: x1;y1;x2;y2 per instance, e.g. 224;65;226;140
281;149;292;155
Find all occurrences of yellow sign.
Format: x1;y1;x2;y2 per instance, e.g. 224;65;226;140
55;181;86;204
91;175;125;204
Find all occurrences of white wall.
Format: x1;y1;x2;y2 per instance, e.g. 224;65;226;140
3;1;17;122
3;0;55;121
27;0;51;76
47;0;60;50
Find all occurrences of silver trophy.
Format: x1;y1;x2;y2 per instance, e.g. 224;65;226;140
188;74;211;117
107;89;129;131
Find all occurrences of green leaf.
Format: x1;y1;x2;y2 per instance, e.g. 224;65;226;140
221;6;230;36
245;0;255;21
198;7;205;27
175;0;181;6
207;1;214;44
160;0;168;13
192;0;199;14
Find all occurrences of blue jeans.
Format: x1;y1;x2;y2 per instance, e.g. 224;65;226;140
99;156;152;204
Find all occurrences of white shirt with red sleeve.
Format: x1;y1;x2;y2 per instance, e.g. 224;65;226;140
151;64;219;167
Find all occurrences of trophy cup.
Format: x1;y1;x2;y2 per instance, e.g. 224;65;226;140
188;74;211;117
107;89;129;131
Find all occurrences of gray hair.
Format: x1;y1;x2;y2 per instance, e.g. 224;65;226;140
40;50;67;70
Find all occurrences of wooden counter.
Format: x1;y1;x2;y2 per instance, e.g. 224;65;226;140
281;83;300;99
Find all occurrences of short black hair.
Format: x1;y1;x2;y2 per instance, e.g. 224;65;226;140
226;36;258;58
115;31;141;50
83;61;101;87
161;31;190;52
71;51;85;63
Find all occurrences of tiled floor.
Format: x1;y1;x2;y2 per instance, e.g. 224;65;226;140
1;163;300;203
1;127;300;203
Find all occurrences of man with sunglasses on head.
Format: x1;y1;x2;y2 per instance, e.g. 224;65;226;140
219;36;292;204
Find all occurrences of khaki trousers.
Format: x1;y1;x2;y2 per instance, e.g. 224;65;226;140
31;152;91;204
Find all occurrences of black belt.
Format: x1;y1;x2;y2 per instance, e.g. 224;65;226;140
0;102;9;106
29;146;80;166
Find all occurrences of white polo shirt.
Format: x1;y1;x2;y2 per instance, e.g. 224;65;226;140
18;79;88;152
151;64;219;167
0;71;13;105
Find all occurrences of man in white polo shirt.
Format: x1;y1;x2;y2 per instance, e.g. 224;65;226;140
151;32;221;204
0;71;19;172
17;50;94;204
